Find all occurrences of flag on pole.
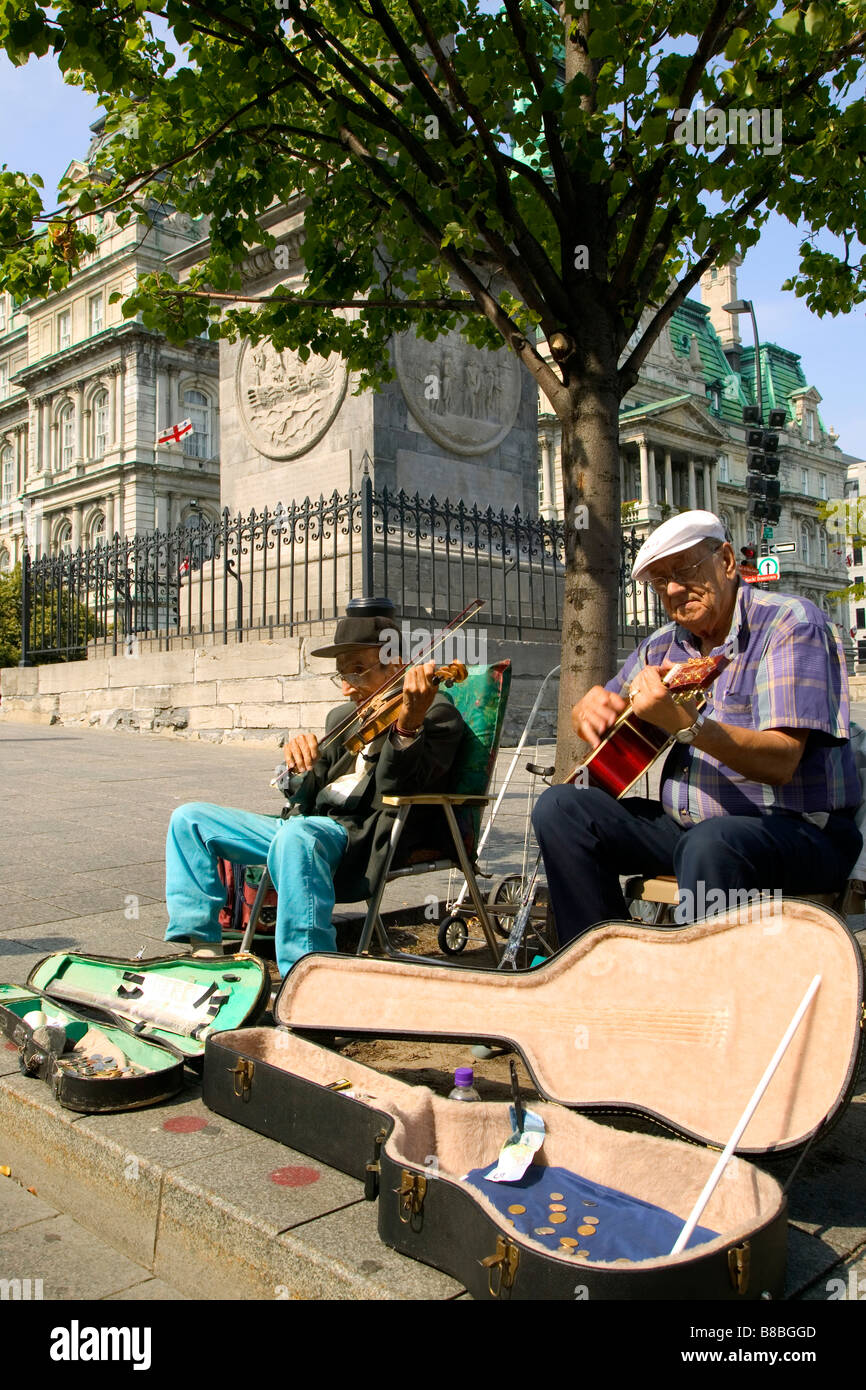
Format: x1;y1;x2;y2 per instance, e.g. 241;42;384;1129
158;419;193;446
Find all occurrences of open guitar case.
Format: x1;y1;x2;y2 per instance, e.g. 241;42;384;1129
0;952;269;1113
203;898;865;1300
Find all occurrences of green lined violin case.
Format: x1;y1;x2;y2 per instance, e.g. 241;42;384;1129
203;899;864;1300
0;951;269;1113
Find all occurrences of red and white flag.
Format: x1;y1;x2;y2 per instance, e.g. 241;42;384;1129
158;418;193;446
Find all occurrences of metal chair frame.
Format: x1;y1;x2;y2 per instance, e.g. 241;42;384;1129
239;793;503;962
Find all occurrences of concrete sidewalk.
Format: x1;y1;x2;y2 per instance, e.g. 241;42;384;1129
1;719;865;1301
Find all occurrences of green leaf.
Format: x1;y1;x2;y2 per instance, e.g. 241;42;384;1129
804;3;828;35
773;9;800;35
724;28;750;61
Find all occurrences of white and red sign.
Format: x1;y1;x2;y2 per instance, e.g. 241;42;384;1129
157;419;193;446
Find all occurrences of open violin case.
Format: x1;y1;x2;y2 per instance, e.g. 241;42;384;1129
203;899;865;1299
0;951;269;1113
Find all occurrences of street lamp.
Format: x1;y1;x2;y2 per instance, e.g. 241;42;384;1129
722;299;787;534
722;298;763;420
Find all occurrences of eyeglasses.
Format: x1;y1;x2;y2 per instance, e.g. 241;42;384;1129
329;663;382;689
645;544;724;596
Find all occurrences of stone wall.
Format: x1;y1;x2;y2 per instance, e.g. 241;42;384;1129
1;636;563;745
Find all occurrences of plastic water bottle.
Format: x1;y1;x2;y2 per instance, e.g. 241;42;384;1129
448;1066;481;1101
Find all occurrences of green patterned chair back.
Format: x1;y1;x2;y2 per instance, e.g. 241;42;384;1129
439;660;512;854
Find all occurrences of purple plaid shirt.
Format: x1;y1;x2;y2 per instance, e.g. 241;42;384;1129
607;582;859;824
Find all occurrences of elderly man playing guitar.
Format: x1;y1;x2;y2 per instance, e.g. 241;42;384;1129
532;510;862;945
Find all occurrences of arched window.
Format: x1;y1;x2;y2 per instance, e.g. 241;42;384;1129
0;547;10;573
58;402;74;470
92;389;109;458
184;388;211;459
819;529;828;568
1;443;13;504
800;521;811;566
746;518;757;547
89;512;106;546
56;521;72;555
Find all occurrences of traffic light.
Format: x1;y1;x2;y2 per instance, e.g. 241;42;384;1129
741;544;757;566
743;407;784;526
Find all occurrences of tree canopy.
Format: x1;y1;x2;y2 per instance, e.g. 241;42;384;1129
2;0;865;758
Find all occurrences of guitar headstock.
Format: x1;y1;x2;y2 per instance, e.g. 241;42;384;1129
661;653;727;692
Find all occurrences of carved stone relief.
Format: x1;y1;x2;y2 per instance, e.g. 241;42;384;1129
394;325;521;456
235;337;348;460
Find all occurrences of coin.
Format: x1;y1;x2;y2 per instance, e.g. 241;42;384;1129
549;1203;567;1212
575;1249;590;1259
507;1204;526;1215
534;1226;555;1236
549;1192;564;1201
614;1258;631;1264
585;1216;599;1225
582;1200;598;1207
577;1224;597;1236
559;1237;578;1247
550;1212;567;1225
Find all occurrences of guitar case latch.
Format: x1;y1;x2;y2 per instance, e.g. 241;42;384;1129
727;1240;751;1295
364;1127;388;1201
480;1235;521;1298
395;1169;427;1226
229;1057;254;1100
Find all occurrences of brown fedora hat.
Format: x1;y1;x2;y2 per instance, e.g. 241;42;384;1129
310;614;397;658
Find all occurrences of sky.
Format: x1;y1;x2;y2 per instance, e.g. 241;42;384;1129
2;47;864;460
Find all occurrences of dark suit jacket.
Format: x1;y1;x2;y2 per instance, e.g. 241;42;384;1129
282;692;467;900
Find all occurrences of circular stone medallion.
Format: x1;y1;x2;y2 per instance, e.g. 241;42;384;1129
236;337;348;461
394;325;521;457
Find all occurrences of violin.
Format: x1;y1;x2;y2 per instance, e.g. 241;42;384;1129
342;661;467;754
270;660;469;791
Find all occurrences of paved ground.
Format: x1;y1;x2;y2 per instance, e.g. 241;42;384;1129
1;716;866;1303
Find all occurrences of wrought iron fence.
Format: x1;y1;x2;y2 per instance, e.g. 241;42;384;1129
19;481;662;663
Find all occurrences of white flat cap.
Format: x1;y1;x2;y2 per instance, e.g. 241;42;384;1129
631;510;727;583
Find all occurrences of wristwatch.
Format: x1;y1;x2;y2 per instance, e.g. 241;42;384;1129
673;707;708;744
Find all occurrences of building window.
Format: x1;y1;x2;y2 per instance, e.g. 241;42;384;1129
819;473;827;500
58;311;71;351
0;547;10;573
854;546;864;567
89;294;104;336
56;521;72;555
183;388;211;459
0;296;6;334
718;454;730;484
801;467;809;495
858;608;866;630
0;362;7;401
800;522;811;565
1;444;13;503
58;402;74;469
90;512;106;546
806;410;816;442
746;518;757;546
819;530;828;567
92;389;109;457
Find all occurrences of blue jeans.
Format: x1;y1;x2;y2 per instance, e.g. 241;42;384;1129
164;802;349;976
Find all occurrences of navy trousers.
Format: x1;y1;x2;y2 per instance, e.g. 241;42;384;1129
531;785;862;946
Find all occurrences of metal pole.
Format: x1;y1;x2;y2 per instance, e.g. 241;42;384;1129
19;547;32;666
360;464;374;599
748;301;763;422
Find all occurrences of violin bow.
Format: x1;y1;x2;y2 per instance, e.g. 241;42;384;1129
273;598;485;783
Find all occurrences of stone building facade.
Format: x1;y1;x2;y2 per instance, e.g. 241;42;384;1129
0;124;221;574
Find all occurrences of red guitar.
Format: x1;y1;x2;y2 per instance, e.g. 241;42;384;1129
571;655;726;798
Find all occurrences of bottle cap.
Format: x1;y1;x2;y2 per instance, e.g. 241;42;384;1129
454;1066;474;1087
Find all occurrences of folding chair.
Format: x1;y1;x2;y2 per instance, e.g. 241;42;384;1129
240;661;512;963
624;873;866;926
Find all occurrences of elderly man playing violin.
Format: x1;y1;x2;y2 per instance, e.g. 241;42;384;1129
164;613;466;975
532;510;862;945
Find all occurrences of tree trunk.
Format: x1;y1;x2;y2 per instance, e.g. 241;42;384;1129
554;372;623;779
